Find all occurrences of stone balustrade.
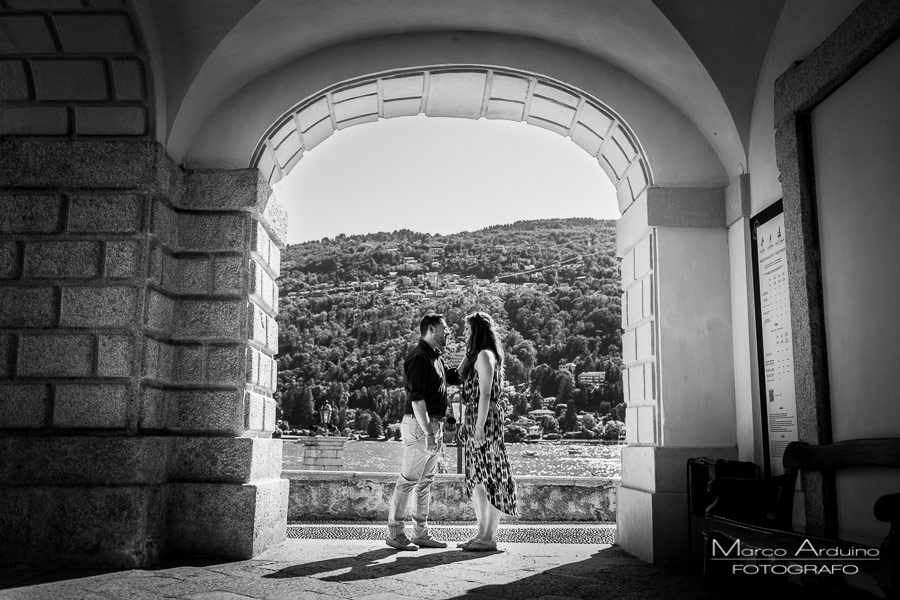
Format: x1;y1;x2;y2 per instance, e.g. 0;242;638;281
284;470;619;522
282;436;349;470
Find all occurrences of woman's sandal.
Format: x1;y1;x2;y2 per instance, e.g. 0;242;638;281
462;539;497;552
457;536;479;549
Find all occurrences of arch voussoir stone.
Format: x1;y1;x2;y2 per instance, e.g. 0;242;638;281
250;66;653;216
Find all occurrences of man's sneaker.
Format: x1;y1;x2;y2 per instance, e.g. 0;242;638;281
386;534;418;551
411;534;448;548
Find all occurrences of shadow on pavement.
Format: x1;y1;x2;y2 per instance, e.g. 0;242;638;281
0;567;116;591
441;545;874;600
264;546;495;582
0;555;244;592
444;545;726;600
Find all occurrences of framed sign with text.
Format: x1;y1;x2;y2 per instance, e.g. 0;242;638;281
750;200;799;477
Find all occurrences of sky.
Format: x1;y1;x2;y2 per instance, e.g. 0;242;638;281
274;114;621;245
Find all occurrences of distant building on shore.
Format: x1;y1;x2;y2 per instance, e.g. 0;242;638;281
578;371;606;388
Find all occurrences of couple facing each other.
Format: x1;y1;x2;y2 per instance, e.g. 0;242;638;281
386;311;518;552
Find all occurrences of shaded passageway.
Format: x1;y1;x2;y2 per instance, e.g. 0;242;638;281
1;537;855;600
0;539;739;600
2;7;899;600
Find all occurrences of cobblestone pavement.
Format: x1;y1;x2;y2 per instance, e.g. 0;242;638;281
287;521;616;545
0;537;736;600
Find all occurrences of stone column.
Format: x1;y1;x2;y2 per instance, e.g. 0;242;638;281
0;140;288;566
725;175;760;464
0;140;177;566
299;436;350;470
152;168;288;559
615;186;739;564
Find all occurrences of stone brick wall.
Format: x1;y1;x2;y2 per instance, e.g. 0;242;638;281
141;168;283;438
0;141;168;435
285;471;620;522
0;139;289;567
159;170;290;561
0;1;153;138
620;231;657;445
282;437;349;471
0;139;175;566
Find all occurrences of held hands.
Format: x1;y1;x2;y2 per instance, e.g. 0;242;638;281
426;423;442;454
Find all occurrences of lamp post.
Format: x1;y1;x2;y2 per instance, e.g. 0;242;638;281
321;401;333;436
450;394;463;474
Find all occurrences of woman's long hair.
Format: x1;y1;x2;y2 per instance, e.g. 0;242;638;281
460;311;504;382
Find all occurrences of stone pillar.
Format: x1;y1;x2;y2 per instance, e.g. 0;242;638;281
615;186;739;564
725;175;760;465
0;140;288;566
0;140;177;566
152;168;289;559
299;436;349;470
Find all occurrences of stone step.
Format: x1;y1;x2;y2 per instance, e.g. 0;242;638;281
287;521;616;544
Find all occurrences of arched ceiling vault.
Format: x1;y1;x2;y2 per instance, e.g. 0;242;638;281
140;0;785;182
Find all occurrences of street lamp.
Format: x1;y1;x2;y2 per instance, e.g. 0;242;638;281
450;394;464;474
321;401;333;436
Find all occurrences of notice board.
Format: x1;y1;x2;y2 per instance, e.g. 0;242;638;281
750;200;798;477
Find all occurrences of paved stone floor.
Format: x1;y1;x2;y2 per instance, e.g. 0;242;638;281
0;525;856;600
286;521;616;545
0;540;726;600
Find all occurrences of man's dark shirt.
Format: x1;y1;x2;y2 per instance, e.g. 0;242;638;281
404;340;461;418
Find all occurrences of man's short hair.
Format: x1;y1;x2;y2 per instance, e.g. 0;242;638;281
420;312;446;337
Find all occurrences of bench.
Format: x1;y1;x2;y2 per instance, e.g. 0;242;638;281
702;438;900;598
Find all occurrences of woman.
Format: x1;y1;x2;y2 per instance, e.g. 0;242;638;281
457;311;518;551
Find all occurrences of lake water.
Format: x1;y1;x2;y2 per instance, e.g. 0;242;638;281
284;440;623;478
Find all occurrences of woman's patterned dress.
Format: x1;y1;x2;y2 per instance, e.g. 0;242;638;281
459;352;518;516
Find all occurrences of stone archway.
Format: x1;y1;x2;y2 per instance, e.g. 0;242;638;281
250;66;651;218
250;66;658;481
1;2;742;568
250;65;742;564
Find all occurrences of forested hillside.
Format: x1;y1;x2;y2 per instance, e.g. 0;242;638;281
275;218;625;437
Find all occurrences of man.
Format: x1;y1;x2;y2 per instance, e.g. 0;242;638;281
386;312;461;550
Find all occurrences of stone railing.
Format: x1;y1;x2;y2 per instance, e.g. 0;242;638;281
282;436;349;470
284;470;619;522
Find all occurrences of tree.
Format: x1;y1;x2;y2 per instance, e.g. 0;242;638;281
504;424;528;443
572;387;589;412
279;385;297;426
355;410;372;433
600;420;625;440
367;412;384;439
385;388;407;423
562;400;578;432
504;353;527;387
326;381;348;409
581;413;597;430
531;364;556;398
273;392;284;422
274;219;624;425
510;339;537;375
556;370;575;403
540;415;559;434
510;391;529;418
298;386;315;427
